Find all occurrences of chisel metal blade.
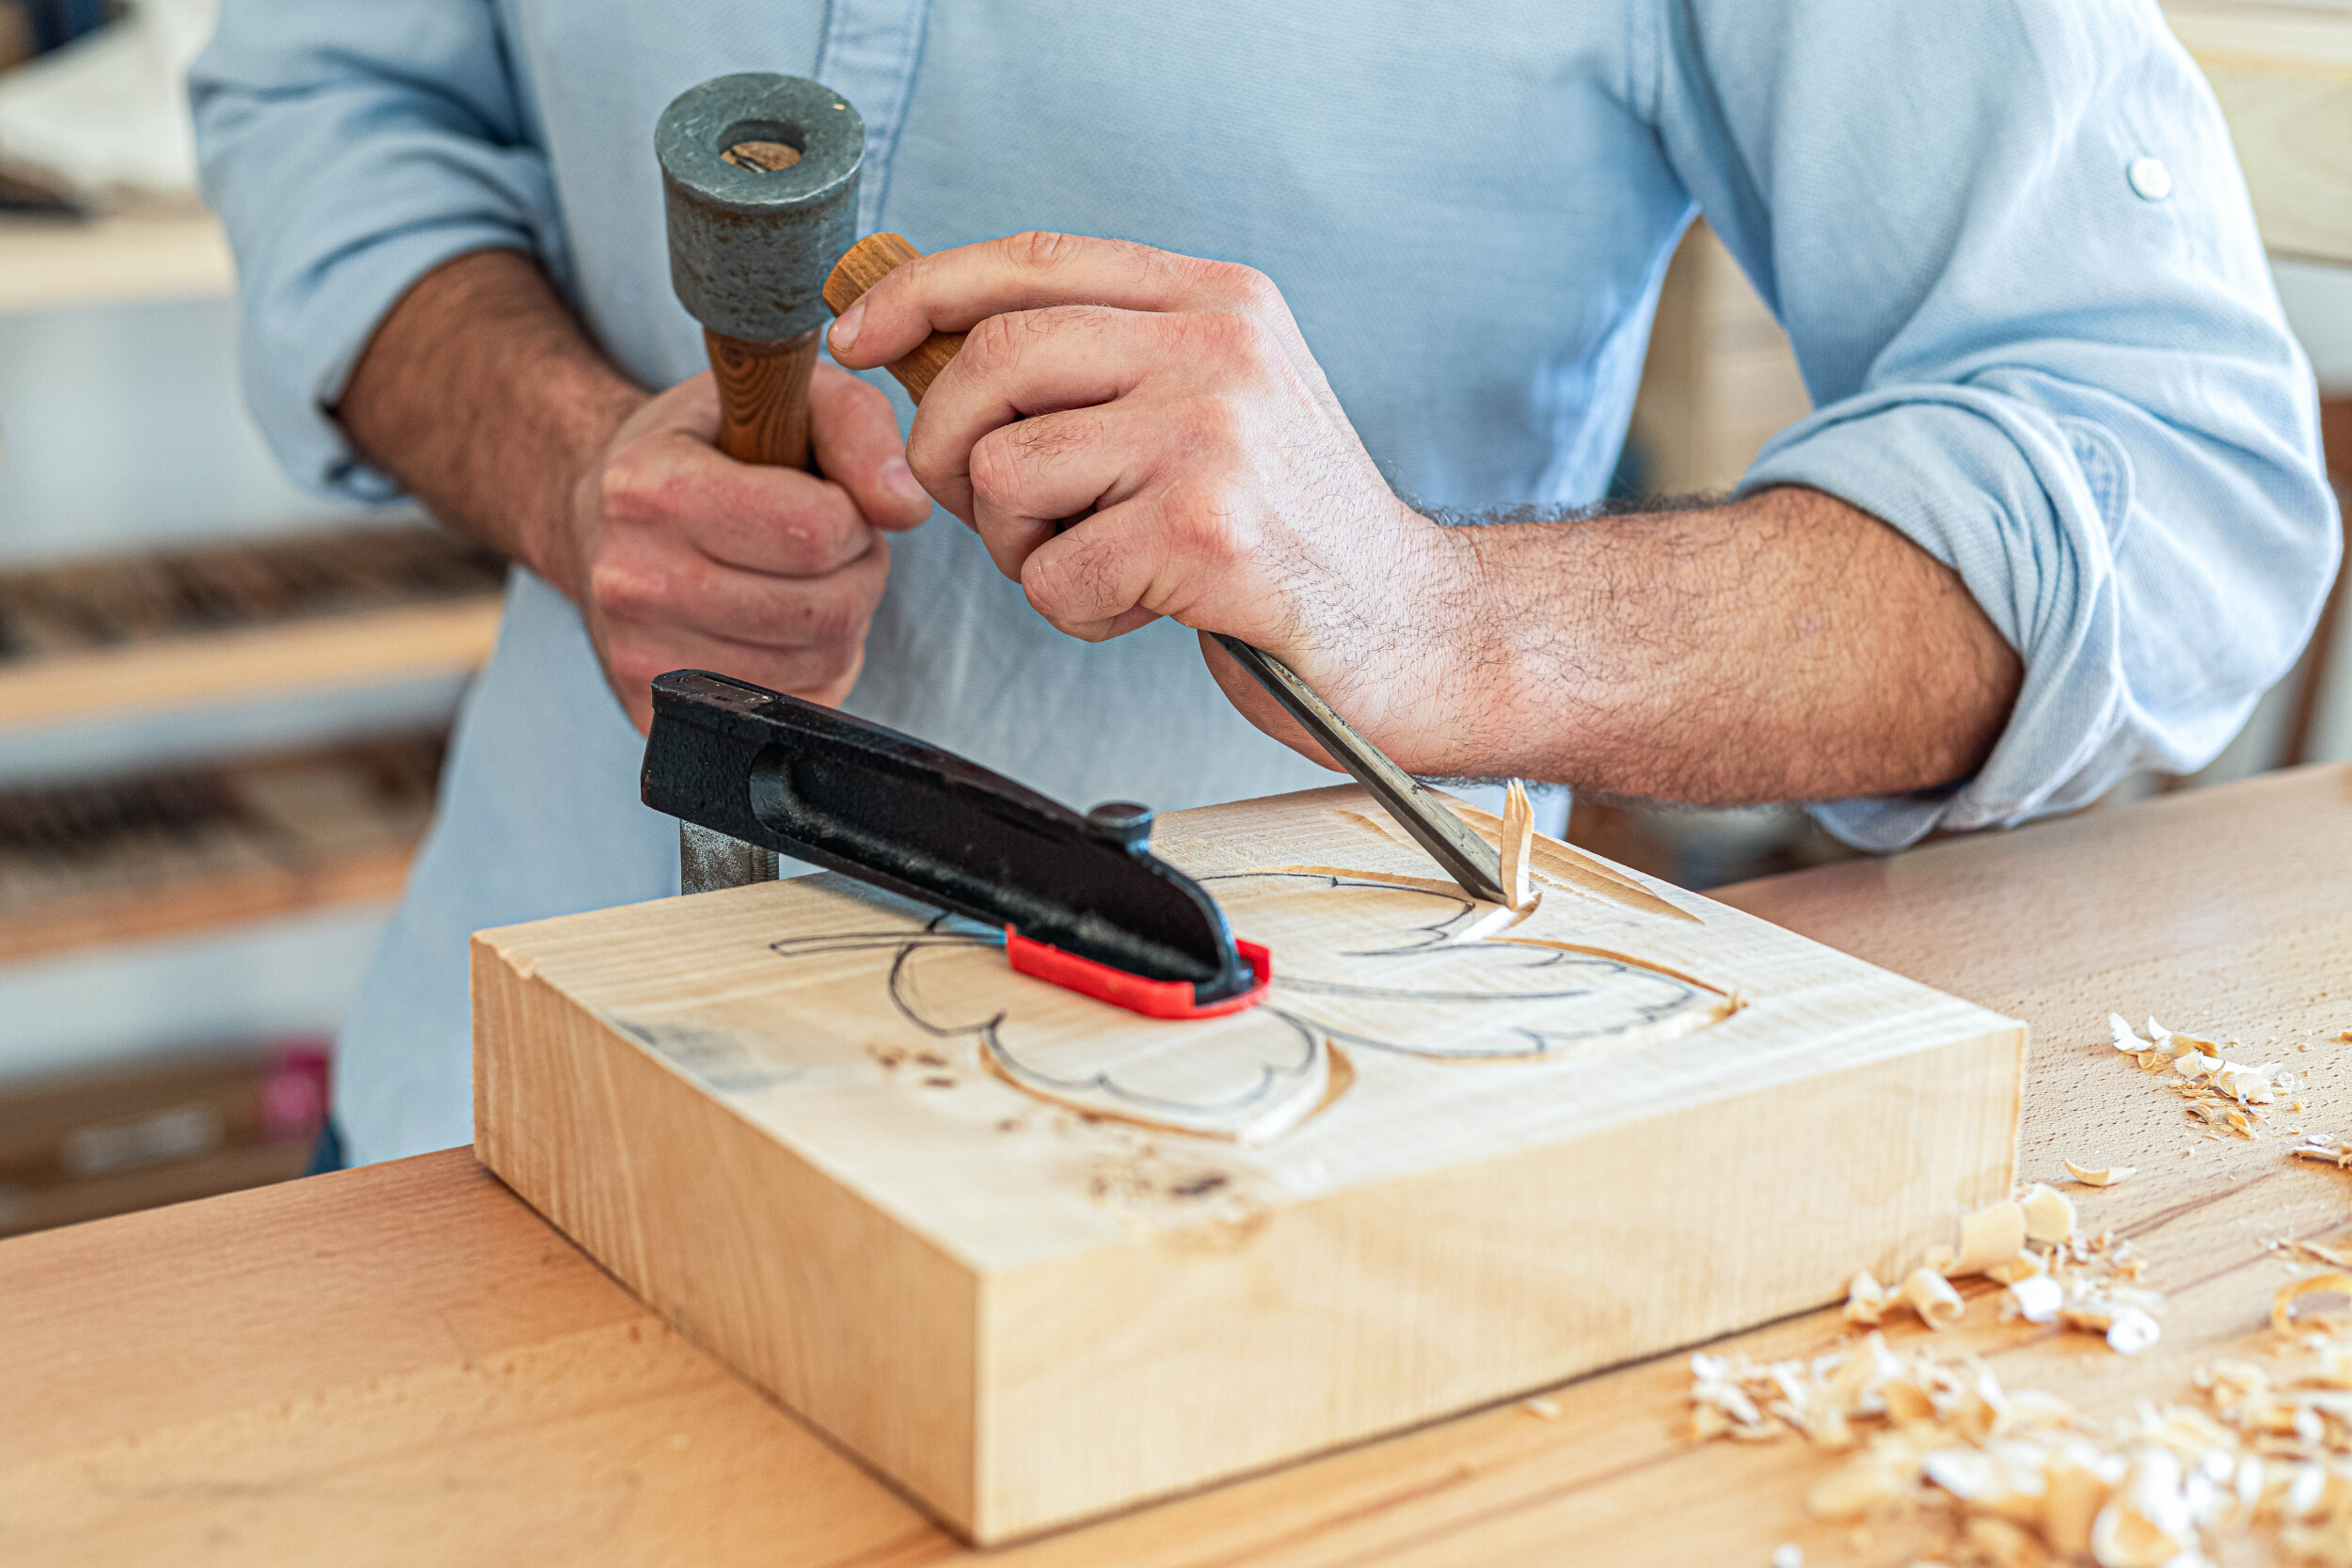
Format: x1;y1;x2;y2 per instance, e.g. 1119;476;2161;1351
1209;634;1508;905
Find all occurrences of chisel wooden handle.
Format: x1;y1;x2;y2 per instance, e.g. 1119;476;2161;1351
822;232;966;404
704;326;821;469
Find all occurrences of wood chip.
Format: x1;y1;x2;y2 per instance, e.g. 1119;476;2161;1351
2063;1159;2137;1186
2275;1272;2352;1336
1949;1199;2028;1275
1902;1266;1965;1330
1844;1269;1893;1326
2019;1182;2074;1243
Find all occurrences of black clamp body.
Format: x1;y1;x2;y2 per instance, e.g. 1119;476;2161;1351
641;671;1257;1004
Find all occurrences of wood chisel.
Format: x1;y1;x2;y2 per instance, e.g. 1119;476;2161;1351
821;232;1507;906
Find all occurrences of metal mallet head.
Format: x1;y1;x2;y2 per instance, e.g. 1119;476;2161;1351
656;73;865;468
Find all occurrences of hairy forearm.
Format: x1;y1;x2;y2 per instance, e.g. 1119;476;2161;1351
336;248;645;586
1445;486;2021;803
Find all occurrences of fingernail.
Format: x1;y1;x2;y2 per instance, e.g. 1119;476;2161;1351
830;300;864;354
881;456;926;507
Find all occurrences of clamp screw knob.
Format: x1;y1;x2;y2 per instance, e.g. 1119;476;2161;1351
1085;801;1155;848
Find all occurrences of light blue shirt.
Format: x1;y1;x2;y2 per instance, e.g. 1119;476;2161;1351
193;0;2338;1165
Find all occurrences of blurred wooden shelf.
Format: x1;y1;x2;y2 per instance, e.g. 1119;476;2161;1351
0;524;506;734
0;206;236;314
0;596;502;732
0;734;444;965
2166;1;2352;266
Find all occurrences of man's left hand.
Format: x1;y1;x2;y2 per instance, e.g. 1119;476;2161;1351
825;231;1483;775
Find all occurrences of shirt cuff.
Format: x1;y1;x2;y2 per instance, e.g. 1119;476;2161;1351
1740;386;2128;850
238;224;539;504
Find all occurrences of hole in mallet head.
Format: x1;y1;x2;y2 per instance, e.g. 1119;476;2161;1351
720;118;803;172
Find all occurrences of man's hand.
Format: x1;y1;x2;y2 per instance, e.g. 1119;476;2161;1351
826;232;1477;771
339;249;930;734
549;365;929;731
828;232;2021;804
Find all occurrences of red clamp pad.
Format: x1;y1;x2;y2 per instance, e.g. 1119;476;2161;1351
1005;930;1272;1020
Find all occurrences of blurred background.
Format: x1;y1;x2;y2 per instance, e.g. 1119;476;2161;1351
0;0;2342;1232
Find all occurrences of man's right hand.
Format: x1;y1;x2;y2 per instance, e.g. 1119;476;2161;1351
338;250;931;735
548;363;931;732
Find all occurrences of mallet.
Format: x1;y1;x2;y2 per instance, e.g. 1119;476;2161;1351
657;72;865;468
656;73;864;893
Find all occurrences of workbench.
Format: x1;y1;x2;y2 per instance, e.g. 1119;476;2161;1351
8;764;2349;1566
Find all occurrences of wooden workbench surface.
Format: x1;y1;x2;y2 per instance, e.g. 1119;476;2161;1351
8;766;2350;1566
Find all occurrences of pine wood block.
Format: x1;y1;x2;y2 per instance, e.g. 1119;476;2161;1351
471;784;2024;1544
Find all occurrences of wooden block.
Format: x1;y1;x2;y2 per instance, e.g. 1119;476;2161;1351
472;785;2023;1544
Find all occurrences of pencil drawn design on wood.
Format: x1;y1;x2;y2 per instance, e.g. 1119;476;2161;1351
765;864;1734;1143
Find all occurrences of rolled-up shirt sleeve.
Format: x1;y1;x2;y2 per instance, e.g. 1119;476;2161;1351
190;0;565;499
1649;0;2341;847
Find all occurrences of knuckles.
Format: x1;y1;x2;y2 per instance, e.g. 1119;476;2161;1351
599;450;682;530
1002;230;1083;275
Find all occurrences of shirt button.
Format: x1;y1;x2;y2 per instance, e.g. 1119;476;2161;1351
2126;155;2173;201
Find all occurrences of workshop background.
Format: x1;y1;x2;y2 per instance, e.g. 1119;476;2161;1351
0;0;2343;1234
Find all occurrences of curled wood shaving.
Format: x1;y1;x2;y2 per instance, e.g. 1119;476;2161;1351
2298;1135;2352;1169
1845;1269;1895;1327
2065;1159;2137;1187
1952;1200;2028;1276
1905;1267;1967;1331
2278;1274;2352;1337
1498;779;1534;913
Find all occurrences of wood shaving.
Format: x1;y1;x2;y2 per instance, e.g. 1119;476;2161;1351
1904;1267;1966;1331
2003;1274;2064;1324
1951;1199;2029;1275
2296;1135;2352;1169
2277;1274;2352;1337
2103;1009;2313;1154
2019;1182;2076;1244
1692;1262;2352;1567
1498;779;1534;912
1846;1269;1895;1327
2065;1159;2137;1187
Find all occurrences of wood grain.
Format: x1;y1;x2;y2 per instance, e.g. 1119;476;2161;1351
8;766;2347;1566
0;594;501;731
471;784;2021;1543
823;231;968;403
704;325;822;469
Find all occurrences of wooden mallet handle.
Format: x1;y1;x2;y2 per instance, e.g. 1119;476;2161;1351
822;232;966;404
704;325;821;470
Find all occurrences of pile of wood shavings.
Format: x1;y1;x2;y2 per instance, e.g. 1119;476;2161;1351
2106;1013;2304;1143
1838;1187;2162;1358
1689;1272;2352;1566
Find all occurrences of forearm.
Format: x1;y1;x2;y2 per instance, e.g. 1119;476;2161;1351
336;248;645;589
1445;486;2022;803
